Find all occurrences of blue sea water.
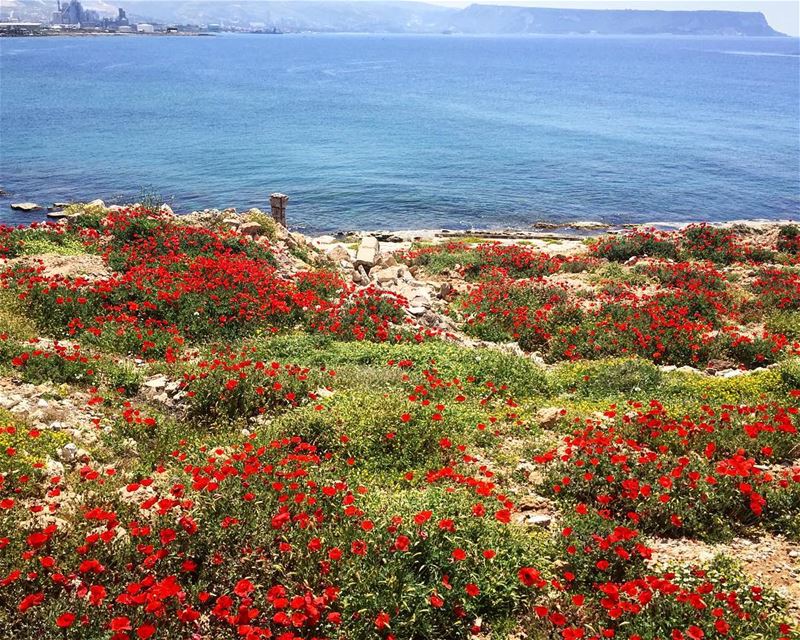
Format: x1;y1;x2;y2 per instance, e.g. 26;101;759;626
1;33;798;232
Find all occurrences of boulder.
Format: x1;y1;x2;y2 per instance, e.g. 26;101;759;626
239;221;263;237
11;202;41;212
355;236;380;269
57;442;79;463
325;245;351;264
315;235;337;245
409;294;431;309
159;204;175;216
144;375;168;390
706;358;738;374
518;513;552;529
371;266;403;285
536;407;564;429
375;253;398;268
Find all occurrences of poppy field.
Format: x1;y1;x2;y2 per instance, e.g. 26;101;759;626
0;208;798;639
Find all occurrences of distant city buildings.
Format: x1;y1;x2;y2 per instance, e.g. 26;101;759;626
50;1;131;30
0;0;285;36
51;0;101;26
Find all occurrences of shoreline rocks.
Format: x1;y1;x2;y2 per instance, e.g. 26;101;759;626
11;202;42;212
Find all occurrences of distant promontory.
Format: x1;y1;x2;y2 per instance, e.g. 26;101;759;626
1;0;786;36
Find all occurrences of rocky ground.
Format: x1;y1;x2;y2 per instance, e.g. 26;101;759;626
1;201;798;638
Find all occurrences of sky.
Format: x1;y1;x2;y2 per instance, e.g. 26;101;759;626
435;1;800;36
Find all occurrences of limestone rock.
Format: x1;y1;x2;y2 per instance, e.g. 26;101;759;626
57;443;79;463
371;266;403;285
536;407;564;429
355;236;380;269
326;245;351;264
84;199;107;215
376;253;398;268
8;253;110;280
519;513;553;528
144;375;168;390
11;202;41;212
239;221;263;237
159;204;175;216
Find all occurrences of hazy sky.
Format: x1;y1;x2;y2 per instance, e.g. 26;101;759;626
435;1;800;36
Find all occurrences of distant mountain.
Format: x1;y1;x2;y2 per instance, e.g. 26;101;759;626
0;0;785;36
447;5;782;36
124;1;453;33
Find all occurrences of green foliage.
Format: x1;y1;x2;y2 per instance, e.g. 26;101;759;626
777;224;800;254
0;415;71;479
766;310;800;340
14;349;96;385
550;358;662;397
778;358;800;391
253;333;549;398
0;290;37;342
242;209;280;240
592;231;679;262
267;389;492;472
98;360;143;395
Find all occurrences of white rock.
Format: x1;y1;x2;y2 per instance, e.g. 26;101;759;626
355;236;380;268
144;375;168;389
239;221;263;237
523;513;552;528
44;458;64;477
11;202;41;212
536;407;564;429
57;442;78;463
326;245;351;264
372;266;402;284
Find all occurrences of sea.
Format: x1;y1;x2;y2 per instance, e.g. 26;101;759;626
1;33;798;232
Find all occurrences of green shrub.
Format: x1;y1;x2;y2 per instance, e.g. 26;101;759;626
266;389;494;472
253;334;549;399
592;230;679;262
99;360;143;395
777;224;800;254
550;358;662;397
766;310;800;340
778;358;800;391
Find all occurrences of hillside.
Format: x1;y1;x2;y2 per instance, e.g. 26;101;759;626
1;0;785;35
0;203;798;637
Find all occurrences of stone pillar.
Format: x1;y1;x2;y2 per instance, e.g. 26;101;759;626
269;193;289;227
